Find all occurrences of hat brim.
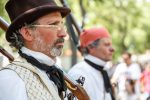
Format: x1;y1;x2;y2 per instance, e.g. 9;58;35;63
6;5;71;42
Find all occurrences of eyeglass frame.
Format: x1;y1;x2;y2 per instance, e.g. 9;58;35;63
26;22;67;31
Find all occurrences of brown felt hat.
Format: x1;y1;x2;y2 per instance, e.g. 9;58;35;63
5;0;71;42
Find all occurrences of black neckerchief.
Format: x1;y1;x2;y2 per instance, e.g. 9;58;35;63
84;59;115;100
18;50;67;96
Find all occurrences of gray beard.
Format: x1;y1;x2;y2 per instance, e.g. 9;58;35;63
50;47;63;57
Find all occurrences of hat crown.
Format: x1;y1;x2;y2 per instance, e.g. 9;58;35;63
5;0;70;42
80;27;110;47
5;0;56;22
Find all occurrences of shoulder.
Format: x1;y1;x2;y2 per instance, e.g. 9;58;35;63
68;61;90;80
0;69;25;90
130;63;141;71
131;63;140;67
6;60;38;74
0;69;24;82
69;61;91;73
114;63;126;72
0;69;19;77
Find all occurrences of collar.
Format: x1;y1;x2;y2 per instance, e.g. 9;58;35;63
20;47;55;66
85;54;106;67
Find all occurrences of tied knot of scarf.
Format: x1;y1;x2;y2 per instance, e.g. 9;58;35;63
46;66;67;95
18;50;67;96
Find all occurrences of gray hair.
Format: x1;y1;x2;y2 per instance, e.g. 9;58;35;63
9;30;24;49
9;22;38;49
81;39;100;55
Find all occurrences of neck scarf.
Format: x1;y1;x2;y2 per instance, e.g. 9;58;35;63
19;50;67;96
85;59;115;100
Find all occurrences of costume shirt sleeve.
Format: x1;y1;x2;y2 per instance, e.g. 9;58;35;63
0;69;28;100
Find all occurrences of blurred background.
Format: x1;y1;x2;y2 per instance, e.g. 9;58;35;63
1;0;150;69
1;0;150;99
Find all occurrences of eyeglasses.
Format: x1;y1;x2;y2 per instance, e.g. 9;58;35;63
27;23;67;31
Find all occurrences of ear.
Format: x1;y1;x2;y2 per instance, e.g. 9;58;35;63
87;46;92;53
19;27;33;41
88;46;96;54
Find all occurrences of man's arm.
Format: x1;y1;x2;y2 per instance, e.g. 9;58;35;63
0;69;28;100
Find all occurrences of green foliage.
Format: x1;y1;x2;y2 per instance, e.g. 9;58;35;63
0;0;150;62
0;0;9;36
67;0;150;61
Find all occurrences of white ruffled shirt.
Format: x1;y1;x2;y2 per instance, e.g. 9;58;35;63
68;54;112;100
0;47;57;100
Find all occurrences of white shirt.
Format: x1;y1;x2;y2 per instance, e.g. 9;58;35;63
68;54;112;100
112;62;141;92
0;47;57;100
0;69;28;100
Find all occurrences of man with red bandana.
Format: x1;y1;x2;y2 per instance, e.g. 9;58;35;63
68;27;115;100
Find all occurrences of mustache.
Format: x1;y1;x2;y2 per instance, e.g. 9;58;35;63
55;38;65;44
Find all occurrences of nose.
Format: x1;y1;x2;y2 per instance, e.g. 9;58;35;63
57;26;67;38
110;46;115;52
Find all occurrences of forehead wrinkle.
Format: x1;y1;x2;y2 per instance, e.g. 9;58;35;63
36;12;62;24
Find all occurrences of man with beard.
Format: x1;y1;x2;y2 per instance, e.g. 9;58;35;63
0;0;71;100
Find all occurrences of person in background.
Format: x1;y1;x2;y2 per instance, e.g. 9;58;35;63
118;79;139;100
68;27;115;100
111;52;141;99
0;0;71;100
140;62;150;100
